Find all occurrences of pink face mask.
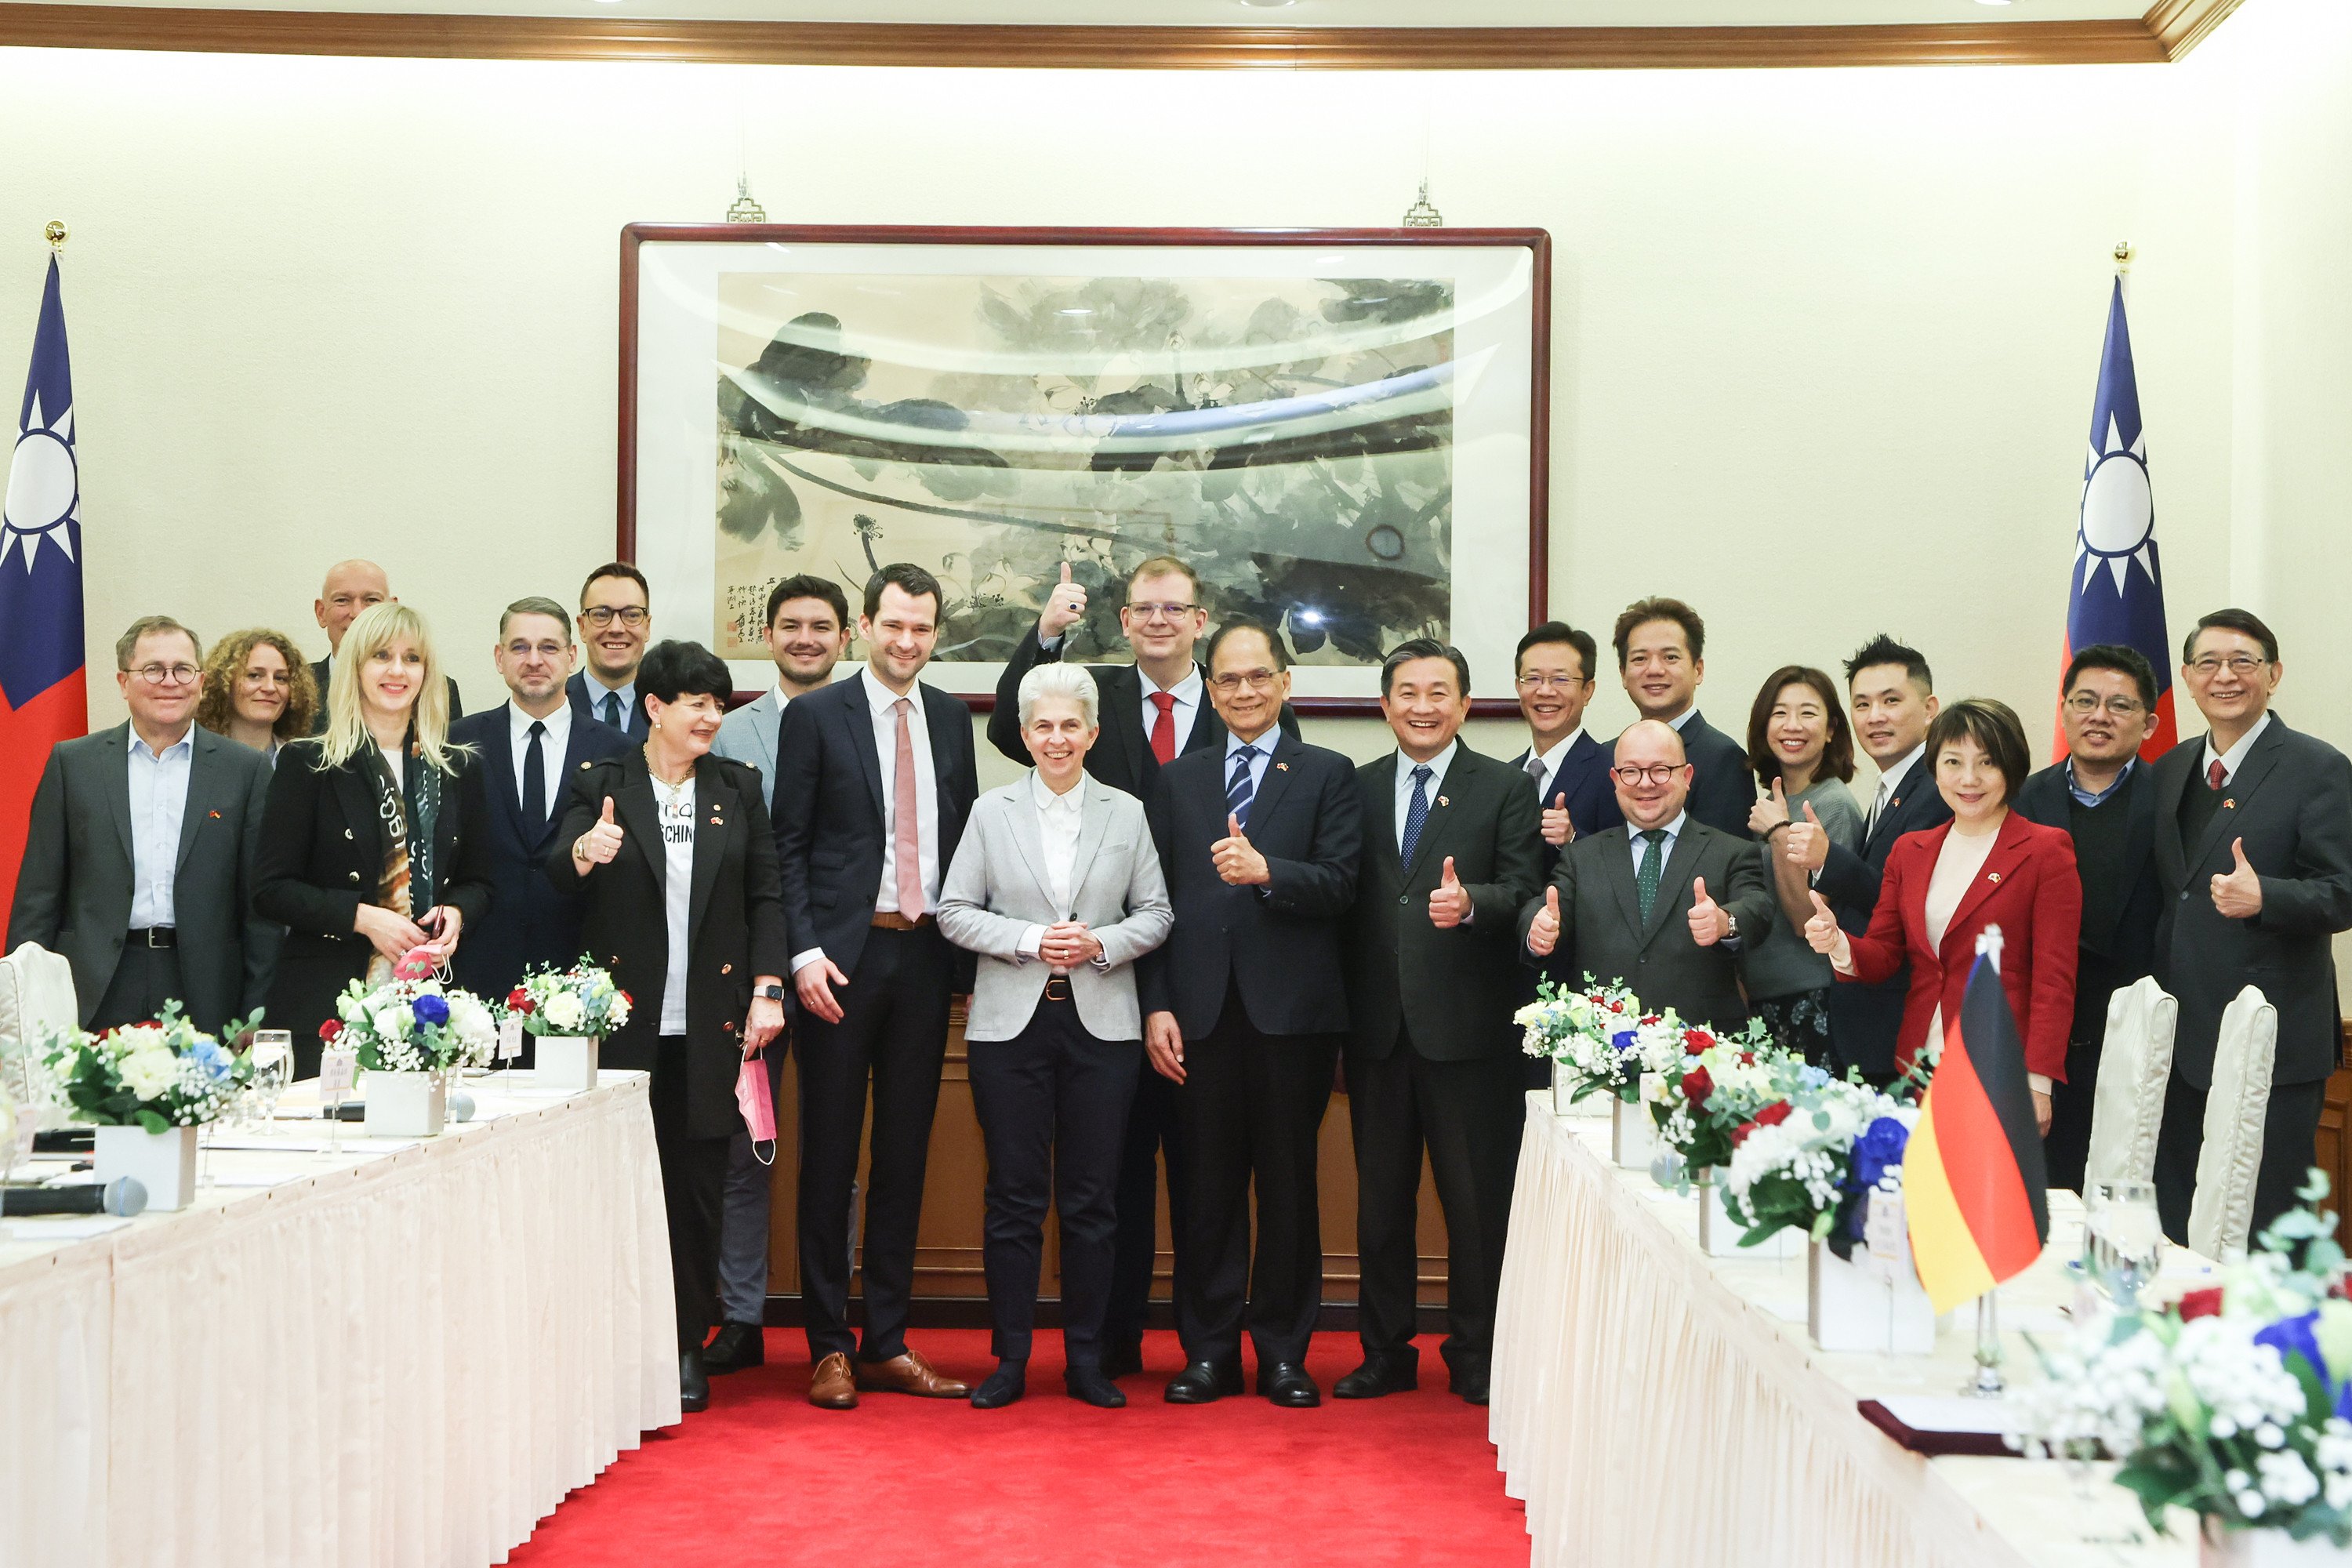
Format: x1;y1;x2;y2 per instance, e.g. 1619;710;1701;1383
736;1050;776;1162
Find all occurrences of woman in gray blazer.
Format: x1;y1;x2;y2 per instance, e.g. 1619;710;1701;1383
938;662;1172;1412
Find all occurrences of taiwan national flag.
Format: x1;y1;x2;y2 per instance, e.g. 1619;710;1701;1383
2060;278;2175;760
0;256;88;916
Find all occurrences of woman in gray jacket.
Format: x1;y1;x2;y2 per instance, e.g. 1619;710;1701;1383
938;662;1172;1411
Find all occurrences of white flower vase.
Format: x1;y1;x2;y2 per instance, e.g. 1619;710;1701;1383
2201;1523;2352;1566
536;1035;598;1092
93;1123;196;1212
363;1070;446;1138
1808;1239;1939;1355
1610;1094;1654;1168
1696;1170;1795;1258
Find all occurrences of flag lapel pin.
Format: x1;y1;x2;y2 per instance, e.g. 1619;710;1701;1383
207;809;221;820
1986;871;2002;884
2224;799;2236;809
1276;762;1289;771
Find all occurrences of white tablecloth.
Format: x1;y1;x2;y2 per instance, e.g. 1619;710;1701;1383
1490;1094;2199;1568
2;1070;678;1568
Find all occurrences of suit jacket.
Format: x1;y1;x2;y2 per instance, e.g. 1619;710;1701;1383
983;622;1298;800
1675;710;1756;840
1841;812;2082;1080
937;774;1172;1043
2014;760;2163;1047
770;670;979;989
547;749;789;1138
252;738;494;1076
7;724;276;1034
2150;716;2352;1088
1139;731;1361;1040
711;689;784;780
1345;747;1544;1062
1815;752;1954;1076
566;670;650;742
445;702;631;1000
1515;817;1773;1030
307;659;462;733
1510;731;1624;868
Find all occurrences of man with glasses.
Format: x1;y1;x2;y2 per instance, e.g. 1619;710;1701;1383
307;557;462;730
1508;621;1621;871
2147;610;2352;1240
567;561;653;740
1519;719;1773;1028
2014;644;2166;1192
10;616;275;1034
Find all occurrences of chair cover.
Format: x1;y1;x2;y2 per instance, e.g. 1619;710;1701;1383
2083;975;2177;1190
0;942;79;1127
2187;985;2278;1261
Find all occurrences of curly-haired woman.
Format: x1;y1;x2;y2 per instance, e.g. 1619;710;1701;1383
195;627;318;764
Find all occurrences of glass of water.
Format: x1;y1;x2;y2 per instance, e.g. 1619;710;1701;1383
2094;1180;2165;1305
249;1030;292;1123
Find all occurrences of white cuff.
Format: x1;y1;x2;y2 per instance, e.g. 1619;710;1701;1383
1018;924;1046;960
790;948;828;975
2029;1073;2053;1096
1037;632;1062;652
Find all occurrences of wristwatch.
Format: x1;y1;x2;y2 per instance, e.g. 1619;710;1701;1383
757;983;786;1002
1722;913;1740;942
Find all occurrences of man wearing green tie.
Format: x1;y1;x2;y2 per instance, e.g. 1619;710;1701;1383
567;562;653;740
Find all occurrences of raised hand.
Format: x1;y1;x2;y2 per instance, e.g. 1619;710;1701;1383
1686;875;1730;946
1212;811;1270;886
1541;792;1576;848
1783;800;1831;872
1040;560;1089;641
1527;884;1563;958
1428;855;1472;928
575;795;625;868
1802;891;1842;956
2211;837;2264;919
1750;777;1791;837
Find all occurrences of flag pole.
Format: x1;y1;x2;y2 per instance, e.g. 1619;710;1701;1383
2113;239;2132;299
1969;1290;2005;1397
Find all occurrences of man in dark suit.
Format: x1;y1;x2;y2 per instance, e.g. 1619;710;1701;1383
1781;635;1952;1083
1339;640;1541;1408
2148;609;2352;1241
2014;643;2165;1192
1519;719;1774;1028
986;554;1297;1379
565;561;653;741
447;597;630;1017
10;615;274;1035
1610;597;1751;838
308;558;461;728
771;563;978;1409
1508;620;1623;869
1142;619;1360;1408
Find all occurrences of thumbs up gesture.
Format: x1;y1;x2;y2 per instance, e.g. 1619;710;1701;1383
1750;777;1791;837
2211;836;2265;919
1428;855;1472;928
1802;891;1845;960
1783;800;1832;872
1686;875;1732;946
1212;810;1270;886
1527;884;1563;958
1040;559;1089;641
575;795;625;868
1541;793;1576;848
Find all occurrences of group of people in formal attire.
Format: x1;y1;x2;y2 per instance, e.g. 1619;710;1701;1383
13;549;2349;1420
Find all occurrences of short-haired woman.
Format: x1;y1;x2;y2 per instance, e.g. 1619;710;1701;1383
1805;699;2082;1127
255;602;490;1079
196;628;318;762
550;639;787;1414
938;662;1172;1410
1741;666;1864;1064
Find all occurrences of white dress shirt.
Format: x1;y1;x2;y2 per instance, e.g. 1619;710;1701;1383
1526;728;1585;798
508;701;572;817
866;669;941;914
1394;742;1457;854
1015;771;1092;969
1139;665;1204;757
2201;710;2273;785
127;727;194;929
651;771;695;1036
1867;742;1929;832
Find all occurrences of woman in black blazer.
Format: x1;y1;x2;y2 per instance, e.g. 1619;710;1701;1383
547;640;788;1413
254;604;491;1079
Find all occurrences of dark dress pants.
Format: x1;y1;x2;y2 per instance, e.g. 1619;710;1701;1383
794;924;953;1364
2154;1070;2328;1245
2044;1032;2103;1196
716;1040;788;1326
649;1033;728;1355
1175;979;1338;1370
91;942;183;1033
1347;1033;1523;1375
967;989;1140;1367
1104;1065;1185;1353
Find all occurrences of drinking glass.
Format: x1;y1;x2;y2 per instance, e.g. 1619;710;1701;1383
2097;1181;2164;1305
249;1030;292;1123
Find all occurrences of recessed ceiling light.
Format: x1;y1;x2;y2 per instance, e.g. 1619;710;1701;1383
1240;0;1298;9
1975;0;2016;6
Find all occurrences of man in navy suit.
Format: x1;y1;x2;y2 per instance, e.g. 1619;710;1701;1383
771;563;979;1409
448;597;630;1014
565;562;652;740
1611;597;1753;839
1508;621;1622;870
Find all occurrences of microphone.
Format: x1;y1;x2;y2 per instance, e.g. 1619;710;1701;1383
0;1178;148;1218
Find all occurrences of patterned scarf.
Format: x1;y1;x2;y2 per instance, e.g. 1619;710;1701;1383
360;736;444;986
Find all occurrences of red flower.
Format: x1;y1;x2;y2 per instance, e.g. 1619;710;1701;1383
319;1019;344;1043
1738;1051;1755;1066
1681;1066;1714;1112
1639;1014;1661;1026
1752;1100;1793;1128
621;991;633;1007
1732;1121;1757;1148
506;989;534;1014
2179;1287;2224;1322
1682;1029;1715;1056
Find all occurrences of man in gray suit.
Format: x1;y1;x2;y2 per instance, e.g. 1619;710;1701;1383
1519;719;1773;1028
702;572;853;1375
10;615;274;1035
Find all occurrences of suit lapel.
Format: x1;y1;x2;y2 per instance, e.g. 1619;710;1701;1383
1941;813;2029;952
1069;778;1115;910
1402;753;1469;882
753;695;783;775
1183;667;1223;757
1366;754;1403;883
100;725;133;866
1596;830;1645;938
2194;720;2286;867
842;677;886;825
1000;781;1057;913
1241;731;1302;832
479;704;530;848
686;760;729;943
546;711;604;851
2151;742;2193;883
614;759;665;889
1640;821;1705;947
1100;667;1146;789
330;757;386;871
922;683;965;831
174;731;214;874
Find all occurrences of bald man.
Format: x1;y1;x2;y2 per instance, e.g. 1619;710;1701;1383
308;558;462;730
1517;720;1773;1028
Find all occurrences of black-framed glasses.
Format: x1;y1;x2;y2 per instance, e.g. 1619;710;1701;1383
580;606;649;629
128;662;200;687
1610;764;1685;786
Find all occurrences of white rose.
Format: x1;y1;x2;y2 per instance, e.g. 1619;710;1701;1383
448;993;494;1047
543;991;586;1031
118;1044;180;1101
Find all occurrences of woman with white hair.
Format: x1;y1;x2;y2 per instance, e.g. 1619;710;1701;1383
938;662;1174;1410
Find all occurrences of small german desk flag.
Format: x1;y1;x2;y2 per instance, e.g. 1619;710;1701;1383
1904;928;2050;1315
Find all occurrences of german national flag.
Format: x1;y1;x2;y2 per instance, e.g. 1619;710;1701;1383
1904;938;2049;1314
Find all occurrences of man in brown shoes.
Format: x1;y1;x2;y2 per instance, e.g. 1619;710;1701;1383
807;1347;968;1410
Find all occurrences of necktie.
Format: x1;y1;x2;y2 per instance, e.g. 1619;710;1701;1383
1525;753;1547;789
601;691;622;729
522;720;546;837
1401;764;1433;867
1635;829;1668;924
1865;778;1892;840
1149;691;1177;765
2209;758;2228;791
892;698;924;917
1227;746;1260;829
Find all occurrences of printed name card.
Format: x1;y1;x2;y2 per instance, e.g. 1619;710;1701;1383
318;1049;357;1102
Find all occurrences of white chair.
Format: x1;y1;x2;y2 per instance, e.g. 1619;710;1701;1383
2187;985;2278;1261
0;942;78;1126
2083;975;2177;1190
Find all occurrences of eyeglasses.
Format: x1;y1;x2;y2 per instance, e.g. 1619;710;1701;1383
2064;692;2147;717
1208;669;1281;693
1124;601;1199;623
1516;674;1588;692
1610;764;1686;786
127;663;200;687
579;606;649;629
2188;654;2267;678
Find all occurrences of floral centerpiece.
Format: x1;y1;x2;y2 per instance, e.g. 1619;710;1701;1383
503;958;631;1040
1649;1019;1790;1181
1515;978;1675;1104
324;950;497;1076
1719;1067;1912;1252
41;1002;251;1132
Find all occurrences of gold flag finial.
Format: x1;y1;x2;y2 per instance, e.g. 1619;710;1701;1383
43;220;67;252
2114;240;2134;271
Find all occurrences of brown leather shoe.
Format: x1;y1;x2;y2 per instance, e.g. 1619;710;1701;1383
808;1352;858;1410
854;1348;971;1399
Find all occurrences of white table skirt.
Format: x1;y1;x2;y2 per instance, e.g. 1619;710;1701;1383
2;1070;679;1568
1489;1094;2195;1568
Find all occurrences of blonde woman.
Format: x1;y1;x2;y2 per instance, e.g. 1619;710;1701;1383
195;628;318;762
254;602;491;1077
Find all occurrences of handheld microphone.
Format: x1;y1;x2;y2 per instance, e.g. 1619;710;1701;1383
0;1177;148;1217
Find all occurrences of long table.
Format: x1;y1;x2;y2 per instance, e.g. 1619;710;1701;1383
2;1070;679;1568
1490;1094;2201;1568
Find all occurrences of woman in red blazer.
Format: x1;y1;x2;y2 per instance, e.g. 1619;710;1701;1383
1806;698;2081;1130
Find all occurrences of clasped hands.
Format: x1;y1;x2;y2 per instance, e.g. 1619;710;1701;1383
354;902;463;964
1037;920;1104;968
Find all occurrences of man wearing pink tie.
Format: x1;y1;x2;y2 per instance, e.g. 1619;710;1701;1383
771;564;979;1410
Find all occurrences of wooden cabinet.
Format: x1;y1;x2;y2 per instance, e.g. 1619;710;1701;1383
2319;1021;2352;1230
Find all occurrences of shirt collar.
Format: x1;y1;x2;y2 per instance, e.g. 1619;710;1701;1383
511;701;569;741
1662;704;1697;732
1225;727;1276;760
586;671;636;705
1531;728;1586;772
862;667;924;717
2205;711;2273;776
2064;754;2136;806
1634;811;1688;842
130;726;194;763
1029;769;1086;814
771;680;793;709
1141;664;1203;706
1398;740;1458;789
1876;741;1929;797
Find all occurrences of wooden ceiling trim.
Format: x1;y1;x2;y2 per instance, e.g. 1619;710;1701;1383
2143;0;2247;60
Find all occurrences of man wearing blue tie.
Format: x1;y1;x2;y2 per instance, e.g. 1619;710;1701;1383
566;562;653;740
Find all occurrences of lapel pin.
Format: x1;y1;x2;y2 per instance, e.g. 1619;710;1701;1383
2224;799;2236;810
1986;871;2002;884
1437;796;1450;808
1276;761;1289;771
207;809;221;820
1890;797;1901;809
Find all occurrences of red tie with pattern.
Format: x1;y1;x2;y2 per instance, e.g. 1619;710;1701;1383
2209;759;2228;791
892;698;925;917
1148;691;1177;765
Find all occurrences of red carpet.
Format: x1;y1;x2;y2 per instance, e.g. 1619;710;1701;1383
510;1330;1528;1568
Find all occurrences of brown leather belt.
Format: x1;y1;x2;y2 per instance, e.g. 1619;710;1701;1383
869;911;934;931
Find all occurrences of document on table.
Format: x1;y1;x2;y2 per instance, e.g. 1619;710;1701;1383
208;1171;312;1188
1;1216;132;1241
201;1137;418;1154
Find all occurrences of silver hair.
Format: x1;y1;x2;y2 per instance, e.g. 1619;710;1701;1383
1017;662;1100;730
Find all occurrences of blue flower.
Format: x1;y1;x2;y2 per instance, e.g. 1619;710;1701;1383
188;1035;233;1082
2256;1311;2331;1396
1610;1029;1636;1053
1849;1116;1911;1192
411;994;451;1028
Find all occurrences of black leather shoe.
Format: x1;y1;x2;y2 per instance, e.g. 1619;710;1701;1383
970;1360;1026;1409
1163;1359;1244;1404
1065;1367;1127;1408
1102;1339;1145;1380
703;1322;764;1376
1258;1362;1321;1407
680;1348;710;1413
1451;1363;1491;1405
1334;1352;1419;1399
